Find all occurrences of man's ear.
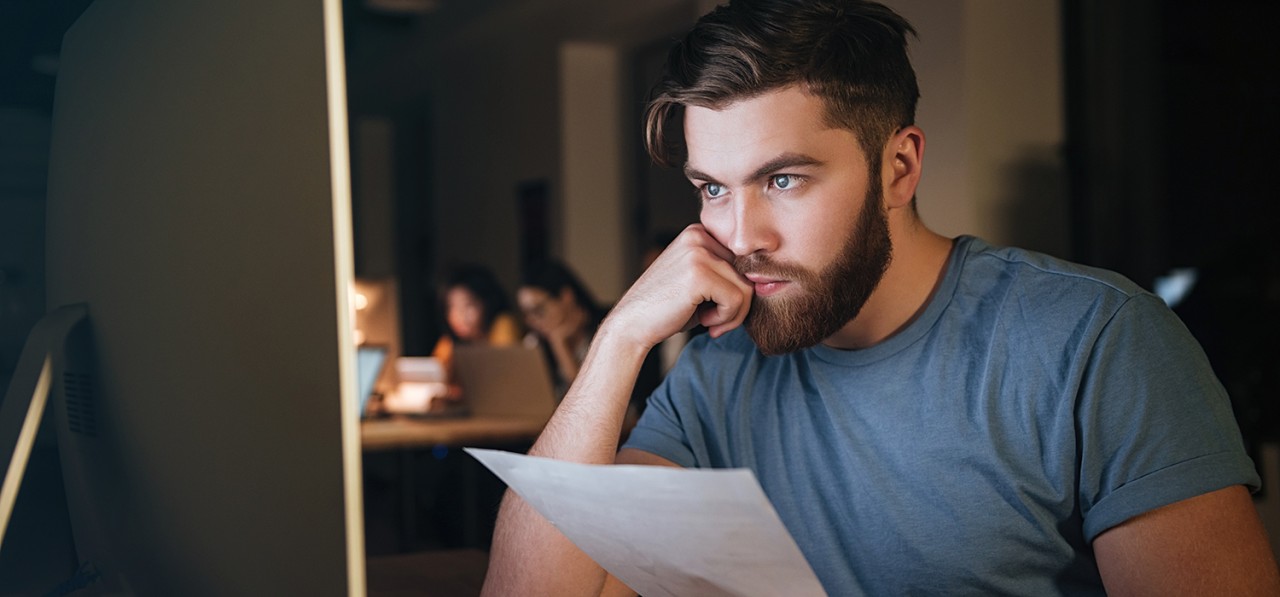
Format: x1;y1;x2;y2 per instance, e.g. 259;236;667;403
882;125;924;210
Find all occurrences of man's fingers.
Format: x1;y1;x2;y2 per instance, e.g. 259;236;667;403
691;262;752;336
672;227;752;337
684;224;736;261
699;300;748;337
604;222;752;347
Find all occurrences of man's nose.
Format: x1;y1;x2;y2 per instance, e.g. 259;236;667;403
725;190;779;257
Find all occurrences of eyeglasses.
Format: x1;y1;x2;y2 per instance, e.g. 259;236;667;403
520;298;552;320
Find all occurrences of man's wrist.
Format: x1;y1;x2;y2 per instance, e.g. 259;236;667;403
591;319;656;362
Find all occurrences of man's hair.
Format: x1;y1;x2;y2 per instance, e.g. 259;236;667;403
643;0;920;168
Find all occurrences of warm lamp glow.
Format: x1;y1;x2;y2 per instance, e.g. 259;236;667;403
350;287;368;346
350;277;399;352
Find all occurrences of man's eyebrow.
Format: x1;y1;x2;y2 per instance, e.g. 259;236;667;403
683;164;715;183
748;153;822;181
683;152;823;184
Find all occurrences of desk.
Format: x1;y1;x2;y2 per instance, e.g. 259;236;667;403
366;548;489;597
361;415;547;552
361;415;548;452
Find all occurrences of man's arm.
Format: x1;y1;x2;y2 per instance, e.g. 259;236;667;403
1094;484;1280;595
481;225;751;596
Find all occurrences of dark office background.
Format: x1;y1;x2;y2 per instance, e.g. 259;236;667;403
0;0;1277;582
1063;0;1280;459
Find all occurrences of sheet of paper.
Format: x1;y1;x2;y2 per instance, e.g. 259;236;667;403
466;448;827;597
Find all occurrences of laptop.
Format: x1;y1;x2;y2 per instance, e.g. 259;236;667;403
451;344;559;420
356;344;389;418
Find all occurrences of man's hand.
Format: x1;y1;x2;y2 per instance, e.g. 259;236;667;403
605;224;754;350
483;225;750;597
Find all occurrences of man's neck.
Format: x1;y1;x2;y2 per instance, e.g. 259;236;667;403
823;222;954;350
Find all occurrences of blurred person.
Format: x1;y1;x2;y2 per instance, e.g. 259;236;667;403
519;259;662;436
516;260;608;398
431;264;521;406
483;1;1280;595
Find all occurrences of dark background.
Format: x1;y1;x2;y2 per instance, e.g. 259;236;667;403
0;0;1276;586
1063;0;1280;459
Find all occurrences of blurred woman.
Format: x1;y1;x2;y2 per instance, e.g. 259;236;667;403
516;260;607;398
431;264;520;399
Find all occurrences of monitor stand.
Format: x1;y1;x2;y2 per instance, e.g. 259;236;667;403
0;304;87;550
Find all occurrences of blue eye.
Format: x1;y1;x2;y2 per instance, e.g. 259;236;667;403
703;183;726;198
772;174;794;189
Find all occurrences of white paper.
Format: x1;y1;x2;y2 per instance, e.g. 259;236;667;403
466;448;827;597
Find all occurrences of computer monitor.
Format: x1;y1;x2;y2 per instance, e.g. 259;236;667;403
15;0;366;593
357;345;390;418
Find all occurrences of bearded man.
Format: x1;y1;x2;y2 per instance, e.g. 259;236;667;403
483;1;1279;595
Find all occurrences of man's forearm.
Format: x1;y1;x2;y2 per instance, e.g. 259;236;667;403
482;326;650;595
484;223;750;595
546;335;584;395
530;327;648;461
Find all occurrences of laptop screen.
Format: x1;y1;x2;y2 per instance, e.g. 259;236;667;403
451;344;558;420
356;345;388;417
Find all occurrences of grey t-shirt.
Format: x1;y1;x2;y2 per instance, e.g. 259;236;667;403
623;236;1259;596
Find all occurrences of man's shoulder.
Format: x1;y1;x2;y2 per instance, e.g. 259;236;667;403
943;237;1183;357
959;237;1149;306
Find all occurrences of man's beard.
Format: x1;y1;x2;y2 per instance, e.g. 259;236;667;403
738;178;893;355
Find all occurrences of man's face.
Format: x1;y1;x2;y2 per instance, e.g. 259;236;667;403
684;86;892;355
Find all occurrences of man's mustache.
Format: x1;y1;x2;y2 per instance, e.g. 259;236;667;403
735;254;813;284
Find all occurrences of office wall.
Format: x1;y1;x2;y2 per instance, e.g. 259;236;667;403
347;0;699;312
888;0;1067;257
560;43;629;301
427;16;563;295
421;1;699;305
